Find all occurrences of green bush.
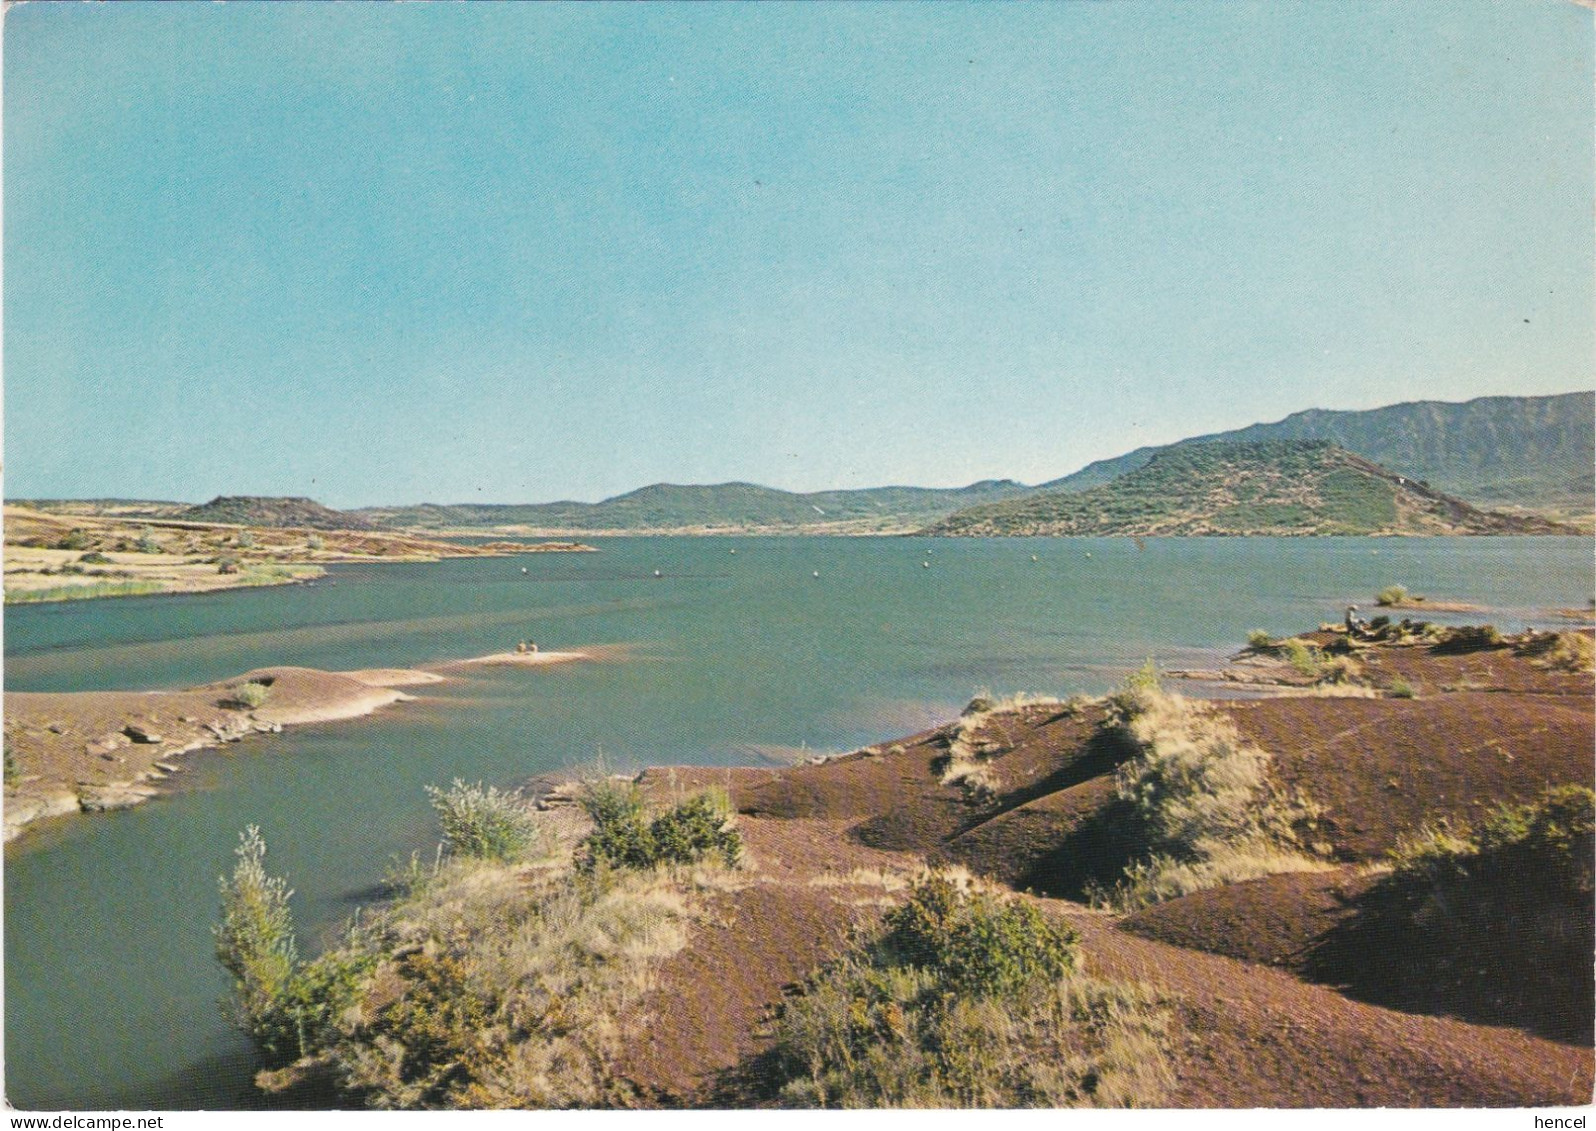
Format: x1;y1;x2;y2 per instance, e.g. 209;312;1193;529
57;529;91;551
137;527;161;554
79;551;114;565
768;876;1173;1107
878;875;1077;998
4;741;18;787
1245;629;1275;652
307;534;326;551
1388;678;1416;699
426;779;538;862
1375;585;1408;607
237;530;257;549
1106;659;1162;721
648;790;743;868
214;826;301;1064
578;782;742;873
226;681;272;710
1279;637;1322;678
1431;624;1504;653
369;951;494;1101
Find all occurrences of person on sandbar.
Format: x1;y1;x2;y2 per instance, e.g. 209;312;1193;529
516;640;529;654
1344;605;1366;638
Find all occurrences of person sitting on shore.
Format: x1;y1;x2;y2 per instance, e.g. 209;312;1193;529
1345;605;1366;637
515;641;529;654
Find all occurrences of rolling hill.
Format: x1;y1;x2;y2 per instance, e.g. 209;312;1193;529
923;440;1575;537
354;480;1032;534
1041;392;1594;514
180;496;378;531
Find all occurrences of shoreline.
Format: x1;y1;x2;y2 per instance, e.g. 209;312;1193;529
2;650;595;843
2;504;599;606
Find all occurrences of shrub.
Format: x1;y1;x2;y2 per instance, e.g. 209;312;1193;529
237;530;257;549
1431;624;1504;653
647;789;743;868
1333;786;1596;1039
1524;631;1594;673
1375;585;1408;607
426;779;539;862
768;876;1173;1107
226;681;272;710
57;529;91;551
1279;637;1322;679
1388;678;1416;699
878;875;1077;998
1316;654;1365;685
307;534;326;551
253;846;697;1107
4;741;18;787
578;782;742;872
137;527;161;554
79;551;114;565
1245;629;1275;653
1102;676;1323;909
1106;659;1162;721
214;826;300;1063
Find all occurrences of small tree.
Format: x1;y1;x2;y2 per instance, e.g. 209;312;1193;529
215;826;299;1058
137;526;161;554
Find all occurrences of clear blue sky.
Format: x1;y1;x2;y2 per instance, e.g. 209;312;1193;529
5;1;1592;507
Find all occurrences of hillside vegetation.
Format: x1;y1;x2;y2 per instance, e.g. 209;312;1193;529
1043;391;1593;515
354;480;1032;534
181;496;378;531
924;440;1574;537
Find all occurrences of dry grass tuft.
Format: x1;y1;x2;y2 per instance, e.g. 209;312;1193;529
1098;675;1326;910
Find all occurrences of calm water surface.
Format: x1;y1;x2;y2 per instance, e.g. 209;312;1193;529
5;536;1591;1108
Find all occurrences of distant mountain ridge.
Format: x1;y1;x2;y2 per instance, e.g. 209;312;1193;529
1042;392;1594;513
353;479;1032;534
925;440;1575;537
17;393;1589;534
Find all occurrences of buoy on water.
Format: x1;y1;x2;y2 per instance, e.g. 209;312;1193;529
653;570;662;578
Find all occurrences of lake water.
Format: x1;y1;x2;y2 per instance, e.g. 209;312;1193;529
5;535;1591;1109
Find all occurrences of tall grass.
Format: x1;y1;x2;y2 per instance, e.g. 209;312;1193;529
1097;674;1328;910
935;693;1073;800
5;580;166;604
221;781;741;1108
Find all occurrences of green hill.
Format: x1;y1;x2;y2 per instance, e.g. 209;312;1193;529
924;441;1576;537
1041;392;1594;515
356;480;1032;534
180;496;377;531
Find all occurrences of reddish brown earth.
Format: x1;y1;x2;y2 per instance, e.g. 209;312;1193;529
600;635;1593;1107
